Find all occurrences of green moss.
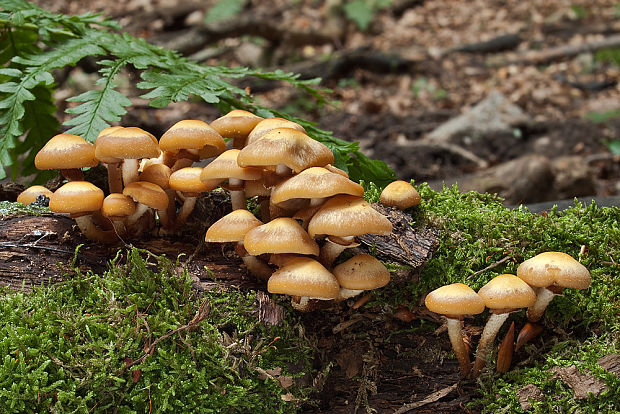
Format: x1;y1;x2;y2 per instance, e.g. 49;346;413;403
0;248;314;413
0;200;50;218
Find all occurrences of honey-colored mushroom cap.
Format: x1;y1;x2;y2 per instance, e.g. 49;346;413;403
267;257;340;299
205;210;263;243
246;117;306;145
210;109;263;139
35;134;97;170
308;195;392;238
380;180;421;210
270;167;364;205
200;149;262;183
237;128;334;173
17;186;53;205
122;181;168;211
101;193;136;219
94;127;160;163
333;254;390;290
517;251;591;290
477;274;537;310
49;181;104;215
140;164;172;190
159;120;226;154
425;283;485;316
244;217;319;256
170;167;220;194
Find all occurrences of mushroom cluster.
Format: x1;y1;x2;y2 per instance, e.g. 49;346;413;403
424;251;591;378
18;110;408;311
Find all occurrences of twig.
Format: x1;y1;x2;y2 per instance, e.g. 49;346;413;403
404;140;489;169
468;255;512;280
393;383;458;414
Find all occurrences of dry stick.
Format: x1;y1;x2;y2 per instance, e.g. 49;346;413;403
393;383;459;414
122;299;210;372
489;33;620;67
467;255;513;280
404;140;489;169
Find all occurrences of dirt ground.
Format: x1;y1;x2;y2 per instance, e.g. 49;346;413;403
7;0;620;412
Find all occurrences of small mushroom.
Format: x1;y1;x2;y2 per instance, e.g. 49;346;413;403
210;109;263;149
267;257;340;311
17;185;53;205
34;134;98;181
243;217;320;257
101;193;136;237
472;274;536;378
122;181;169;235
169;167;220;227
139;163;176;231
516;251;591;322
246;117;306;146
424;283;485;377
159;120;226;171
205;209;271;279
380;180;421;210
332;254;390;300
49;181;116;243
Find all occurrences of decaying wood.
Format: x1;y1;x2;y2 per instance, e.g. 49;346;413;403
358;204;440;273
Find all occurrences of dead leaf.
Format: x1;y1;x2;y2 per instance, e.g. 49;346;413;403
281;392;296;402
598;354;620;377
550;365;609;399
335;348;363;379
516;384;544;411
278;375;294;389
132;369;142;383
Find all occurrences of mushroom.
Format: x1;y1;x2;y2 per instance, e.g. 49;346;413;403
270;167;364;208
472;274;536;378
122;181;169;235
16;185;53;205
169;167;220;227
34;134;98;181
246;117;306;146
49;181;116;243
243;217;320;257
516;251;592;322
267;256;340;311
139;163;176;231
200;149;262;210
380;180;421;210
332;254;390;300
205;209;272;279
308;195;393;268
159;119;226;171
424;283;485;377
237;128;334;176
101;193;136;237
210;109;263;149
94;127;125;193
94;127;161;188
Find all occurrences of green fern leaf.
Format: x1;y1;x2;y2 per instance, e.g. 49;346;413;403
204;0;247;24
63;59;132;141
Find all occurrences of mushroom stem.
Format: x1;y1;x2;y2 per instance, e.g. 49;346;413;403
338;288;364;301
229;178;247;210
496;321;515;374
74;215;118;244
106;163;123;194
526;286;558;322
275;164;292;176
515;321;544;351
471;312;510;378
235;242;272;279
126;203;150;226
446;317;472;377
176;195;197;227
319;236;356;268
60;168;84;181
122;159;140;187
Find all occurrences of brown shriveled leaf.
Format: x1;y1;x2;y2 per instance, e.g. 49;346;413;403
516;384;544;411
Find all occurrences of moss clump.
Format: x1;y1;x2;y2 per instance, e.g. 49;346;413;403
0;248;314;413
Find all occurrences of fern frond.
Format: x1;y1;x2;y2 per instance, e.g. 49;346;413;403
63;59;132;141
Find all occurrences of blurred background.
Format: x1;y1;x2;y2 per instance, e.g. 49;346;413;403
17;0;620;206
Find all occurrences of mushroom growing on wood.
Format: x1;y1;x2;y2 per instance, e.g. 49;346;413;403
246;117;306;146
243;217;319;257
380;180;421;210
169;167;220;227
308;195;393;267
122;181;169;235
424;283;485;377
34;134;98;181
210;109;263;149
101;193;136;237
472;274;536;378
332;254;390;300
159;120;226;171
49;181;116;243
205;209;271;279
17;186;53;205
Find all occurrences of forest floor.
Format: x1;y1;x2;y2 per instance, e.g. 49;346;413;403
5;0;620;412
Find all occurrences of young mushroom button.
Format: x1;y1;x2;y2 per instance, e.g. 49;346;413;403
332;254;390;300
243;217;320;257
122;181;169;234
246;117;306;146
472;274;536;378
169;167;220;227
17;185;53;205
424;283;485;377
380;180;421;210
210;109;263;149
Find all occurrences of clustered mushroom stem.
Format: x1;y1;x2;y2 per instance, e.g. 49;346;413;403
275;164;292;176
60;168;84;181
176;196;197;227
229;178;247;210
107;163;123;194
74;215;118;244
126;203;149;226
319;237;355;268
164;189;177;230
526;287;558;322
235;242;272;279
471;312;510;378
446;317;472;377
122;159;140;187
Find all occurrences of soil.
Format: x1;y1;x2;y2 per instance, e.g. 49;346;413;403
4;0;620;412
